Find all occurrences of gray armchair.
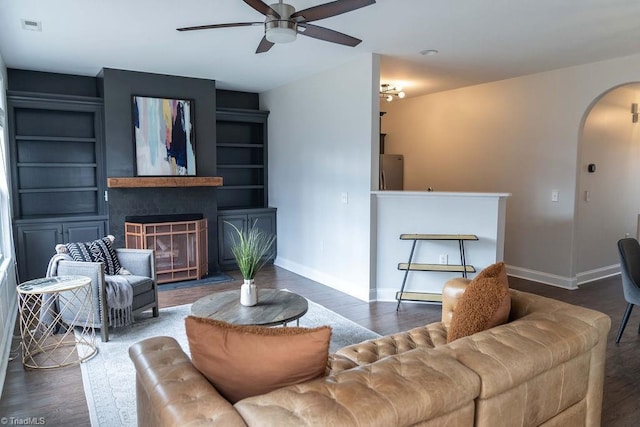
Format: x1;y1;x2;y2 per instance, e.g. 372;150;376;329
56;248;159;342
616;238;640;343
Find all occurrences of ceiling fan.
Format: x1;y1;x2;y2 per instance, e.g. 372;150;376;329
177;0;376;53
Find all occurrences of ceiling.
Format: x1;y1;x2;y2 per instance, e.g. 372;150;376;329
1;0;640;99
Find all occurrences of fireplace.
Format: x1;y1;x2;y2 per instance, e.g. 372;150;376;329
125;214;208;284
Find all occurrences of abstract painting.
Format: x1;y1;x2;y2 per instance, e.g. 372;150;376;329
132;95;196;176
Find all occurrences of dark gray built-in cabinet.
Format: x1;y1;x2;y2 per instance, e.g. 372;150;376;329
8;92;108;281
216;108;276;269
217;208;277;270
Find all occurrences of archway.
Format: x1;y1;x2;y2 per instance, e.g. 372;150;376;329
576;83;640;279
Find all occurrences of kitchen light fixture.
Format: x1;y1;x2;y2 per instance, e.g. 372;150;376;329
632;103;638;123
380;84;405;102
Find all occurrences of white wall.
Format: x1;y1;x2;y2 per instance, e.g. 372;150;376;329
576;84;640;279
261;54;379;301
374;192;508;301
382;53;640;287
0;50;18;397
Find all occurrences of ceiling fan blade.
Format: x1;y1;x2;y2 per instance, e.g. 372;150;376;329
177;22;262;32
243;0;280;18
291;0;375;22
298;23;361;47
256;36;275;53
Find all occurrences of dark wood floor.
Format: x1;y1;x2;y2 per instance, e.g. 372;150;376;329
0;266;637;426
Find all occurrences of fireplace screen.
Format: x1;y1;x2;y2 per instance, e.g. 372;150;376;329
125;216;207;284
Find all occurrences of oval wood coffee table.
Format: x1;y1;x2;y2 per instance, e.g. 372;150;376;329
190;289;308;326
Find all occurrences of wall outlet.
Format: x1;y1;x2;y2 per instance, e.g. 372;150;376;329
341;192;349;204
439;254;448;265
551;190;559;202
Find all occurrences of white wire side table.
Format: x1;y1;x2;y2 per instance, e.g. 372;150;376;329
17;275;98;369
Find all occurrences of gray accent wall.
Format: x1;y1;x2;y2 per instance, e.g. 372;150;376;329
98;68;220;270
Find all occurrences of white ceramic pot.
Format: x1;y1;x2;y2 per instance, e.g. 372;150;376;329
240;279;258;306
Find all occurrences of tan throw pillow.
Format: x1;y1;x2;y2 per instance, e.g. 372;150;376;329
447;262;511;343
185;316;332;403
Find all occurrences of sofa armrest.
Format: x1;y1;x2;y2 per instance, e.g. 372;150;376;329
438;310;607;426
507;289;611;426
56;260;108;341
56;260;106;312
116;249;155;279
441;277;470;329
57;260;104;289
129;336;247;427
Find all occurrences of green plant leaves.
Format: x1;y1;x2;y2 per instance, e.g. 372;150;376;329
227;220;276;280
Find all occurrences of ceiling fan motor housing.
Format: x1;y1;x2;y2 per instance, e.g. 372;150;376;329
265;2;297;43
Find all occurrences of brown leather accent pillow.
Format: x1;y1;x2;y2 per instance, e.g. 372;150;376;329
185;316;331;403
446;262;511;343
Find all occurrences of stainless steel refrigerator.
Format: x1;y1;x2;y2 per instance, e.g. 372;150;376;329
379;154;404;190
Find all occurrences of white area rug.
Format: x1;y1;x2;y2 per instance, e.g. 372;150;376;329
80;298;380;427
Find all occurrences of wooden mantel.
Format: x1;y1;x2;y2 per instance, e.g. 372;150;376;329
107;177;223;188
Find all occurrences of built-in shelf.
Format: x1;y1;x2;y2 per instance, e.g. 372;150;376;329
107;177;223;188
217;164;264;169
18;163;97;167
216;108;269;209
15;135;96;143
19;187;98;193
217;185;264;190
217;143;264;148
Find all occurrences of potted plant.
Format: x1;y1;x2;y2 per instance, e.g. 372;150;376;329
227;220;276;306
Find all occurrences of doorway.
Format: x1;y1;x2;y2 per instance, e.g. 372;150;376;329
575;83;640;279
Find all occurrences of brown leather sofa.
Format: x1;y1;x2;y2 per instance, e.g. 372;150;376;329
129;278;610;426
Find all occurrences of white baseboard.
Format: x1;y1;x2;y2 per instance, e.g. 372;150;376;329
506;265;578;289
274;259;620;302
376;287;398;302
274;256;371;302
576;264;620;285
506;264;620;289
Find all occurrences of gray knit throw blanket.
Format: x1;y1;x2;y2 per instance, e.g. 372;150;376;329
105;273;134;327
45;253;134;328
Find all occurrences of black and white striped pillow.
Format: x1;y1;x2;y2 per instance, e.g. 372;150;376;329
65;236;122;275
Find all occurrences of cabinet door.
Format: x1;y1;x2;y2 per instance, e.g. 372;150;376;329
217;215;247;268
16;224;62;281
248;212;276;262
64;221;106;243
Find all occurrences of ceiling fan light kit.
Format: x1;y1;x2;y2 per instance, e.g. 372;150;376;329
265;2;297;43
177;0;376;53
265;21;297;43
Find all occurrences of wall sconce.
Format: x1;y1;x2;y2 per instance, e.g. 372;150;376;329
380;84;405;102
632;103;638;123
